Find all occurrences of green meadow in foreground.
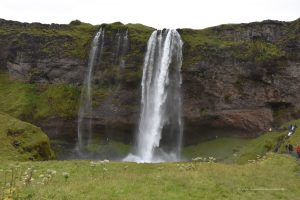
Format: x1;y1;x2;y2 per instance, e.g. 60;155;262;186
1;112;300;199
0;153;299;200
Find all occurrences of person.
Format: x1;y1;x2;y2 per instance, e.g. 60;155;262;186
269;127;272;132
285;144;289;153
296;145;300;158
288;144;294;153
292;125;297;133
287;125;295;138
288;124;293;131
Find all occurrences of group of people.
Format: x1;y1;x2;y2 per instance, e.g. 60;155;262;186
287;124;297;138
285;144;300;158
285;124;300;158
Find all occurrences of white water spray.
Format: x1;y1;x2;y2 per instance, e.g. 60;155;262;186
124;29;183;162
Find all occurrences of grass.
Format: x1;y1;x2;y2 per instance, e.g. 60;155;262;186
0;112;54;161
183;137;251;163
86;141;131;159
0;153;299;199
183;129;289;165
236;131;286;164
0;116;299;199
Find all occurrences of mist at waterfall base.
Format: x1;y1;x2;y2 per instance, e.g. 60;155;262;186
124;30;184;163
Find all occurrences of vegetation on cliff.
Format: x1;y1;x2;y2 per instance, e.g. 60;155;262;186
0;72;80;121
179;21;289;70
0;18;153;62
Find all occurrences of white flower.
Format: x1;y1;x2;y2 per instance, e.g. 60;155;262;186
62;172;70;179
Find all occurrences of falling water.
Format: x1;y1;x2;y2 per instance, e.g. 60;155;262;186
114;30;122;64
124;29;183;162
120;30;128;68
114;30;129;68
77;28;105;151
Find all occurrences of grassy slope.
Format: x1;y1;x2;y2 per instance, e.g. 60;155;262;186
183;137;251;163
0;153;299;199
236;131;286;164
278;119;300;152
183;131;287;164
0;72;80;120
0;112;54;161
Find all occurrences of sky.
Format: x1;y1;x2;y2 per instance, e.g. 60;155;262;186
0;0;299;29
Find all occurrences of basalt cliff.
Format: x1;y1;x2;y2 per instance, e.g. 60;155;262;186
0;18;299;145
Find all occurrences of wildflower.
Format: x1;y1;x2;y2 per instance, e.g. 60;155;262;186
62;172;70;181
90;161;97;167
103;168;108;172
192;157;204;162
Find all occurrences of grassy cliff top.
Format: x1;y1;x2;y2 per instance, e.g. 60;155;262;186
0;19;154;59
0;18;298;61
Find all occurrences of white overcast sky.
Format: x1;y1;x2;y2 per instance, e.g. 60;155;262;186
0;0;299;29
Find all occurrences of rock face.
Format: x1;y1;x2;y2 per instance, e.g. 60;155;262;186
7;57;86;84
0;18;299;145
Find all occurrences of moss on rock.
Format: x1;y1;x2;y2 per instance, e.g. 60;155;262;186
0;72;80;121
0;112;55;161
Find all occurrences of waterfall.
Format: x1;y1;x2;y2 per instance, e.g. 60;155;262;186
120;30;128;69
77;28;105;152
114;29;129;68
124;29;183;163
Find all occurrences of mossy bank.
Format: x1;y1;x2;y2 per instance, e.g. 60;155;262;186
0;112;55;161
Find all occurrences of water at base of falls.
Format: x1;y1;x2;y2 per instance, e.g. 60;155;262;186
124;29;183;163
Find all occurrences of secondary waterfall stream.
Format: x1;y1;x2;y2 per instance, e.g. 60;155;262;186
124;29;183;162
77;28;129;156
77;28;105;152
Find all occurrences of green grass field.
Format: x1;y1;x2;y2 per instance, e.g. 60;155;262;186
183;137;251;163
0;153;299;200
1;109;300;199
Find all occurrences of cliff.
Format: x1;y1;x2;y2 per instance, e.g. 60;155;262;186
0;18;299;145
